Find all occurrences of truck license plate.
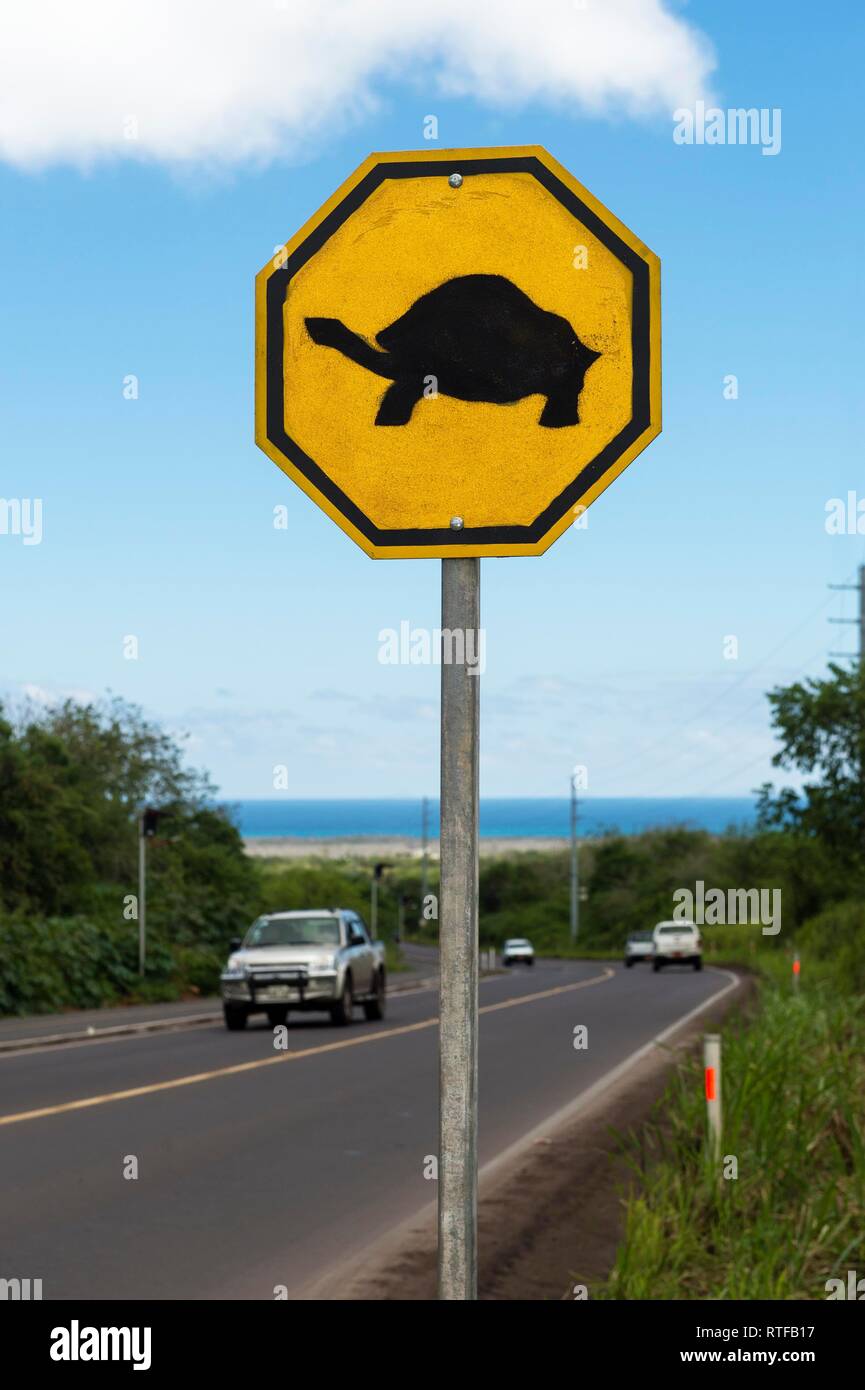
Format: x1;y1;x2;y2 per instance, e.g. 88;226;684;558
259;985;294;1001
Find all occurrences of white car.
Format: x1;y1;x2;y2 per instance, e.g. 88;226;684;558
220;910;386;1029
502;937;534;967
651;920;702;972
624;930;655;967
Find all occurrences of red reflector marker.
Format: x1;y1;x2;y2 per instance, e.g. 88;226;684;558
705;1067;716;1101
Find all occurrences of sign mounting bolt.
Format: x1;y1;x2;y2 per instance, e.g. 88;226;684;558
448;172;463;188
450;516;464;530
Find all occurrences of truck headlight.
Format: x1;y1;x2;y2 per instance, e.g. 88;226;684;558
223;955;246;977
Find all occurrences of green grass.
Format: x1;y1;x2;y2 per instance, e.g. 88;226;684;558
595;981;865;1299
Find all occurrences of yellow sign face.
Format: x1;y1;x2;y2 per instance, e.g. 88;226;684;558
255;146;660;559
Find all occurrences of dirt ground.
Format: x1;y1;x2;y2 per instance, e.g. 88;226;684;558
335;971;755;1301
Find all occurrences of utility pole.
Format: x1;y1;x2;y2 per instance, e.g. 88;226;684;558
138;808;163;973
138;813;147;976
829;564;865;857
828;563;865;659
569;772;579;945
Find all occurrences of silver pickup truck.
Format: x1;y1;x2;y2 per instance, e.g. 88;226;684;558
220;909;386;1030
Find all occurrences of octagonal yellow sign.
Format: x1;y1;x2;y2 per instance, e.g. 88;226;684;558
255;146;660;559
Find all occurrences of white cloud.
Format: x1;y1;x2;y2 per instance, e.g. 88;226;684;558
16;682;96;706
0;0;715;170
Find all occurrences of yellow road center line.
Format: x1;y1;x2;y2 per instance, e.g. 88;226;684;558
0;968;614;1128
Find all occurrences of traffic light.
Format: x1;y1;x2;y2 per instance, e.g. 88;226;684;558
142;808;161;838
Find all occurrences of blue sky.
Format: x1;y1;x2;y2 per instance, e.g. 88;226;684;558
1;1;863;799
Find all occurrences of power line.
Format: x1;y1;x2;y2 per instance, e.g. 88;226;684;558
697;748;778;796
602;642;831;795
599;581;849;782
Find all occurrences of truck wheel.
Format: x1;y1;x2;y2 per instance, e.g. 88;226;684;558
224;1004;248;1031
363;969;386;1021
625;959;633;967
652;959;662;973
266;1006;289;1026
693;957;703;972
330;977;354;1026
526;958;534;967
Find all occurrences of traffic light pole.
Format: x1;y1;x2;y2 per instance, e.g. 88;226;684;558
420;795;429;926
438;557;480;1301
570;774;579;944
370;863;389;938
138;814;147;976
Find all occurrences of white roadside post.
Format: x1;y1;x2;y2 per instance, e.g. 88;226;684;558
704;1033;722;1162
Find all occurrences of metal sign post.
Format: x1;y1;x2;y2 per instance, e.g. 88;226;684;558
438;558;480;1301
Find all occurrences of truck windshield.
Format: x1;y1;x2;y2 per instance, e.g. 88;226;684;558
245;916;341;947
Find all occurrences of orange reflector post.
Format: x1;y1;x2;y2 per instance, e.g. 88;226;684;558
705;1066;716;1102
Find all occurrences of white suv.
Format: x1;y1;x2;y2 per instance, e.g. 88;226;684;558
651;920;702;972
502;938;534;967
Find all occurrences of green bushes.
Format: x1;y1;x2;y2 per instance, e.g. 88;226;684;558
394;826;843;959
0;916;144;1014
0;915;228;1016
599;985;865;1299
795;899;865;995
0;696;260;1014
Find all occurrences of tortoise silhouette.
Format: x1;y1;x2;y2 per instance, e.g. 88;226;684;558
304;274;600;427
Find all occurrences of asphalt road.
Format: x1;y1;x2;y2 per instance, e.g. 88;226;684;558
0;958;732;1300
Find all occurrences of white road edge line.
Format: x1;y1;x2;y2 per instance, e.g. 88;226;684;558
479;966;740;1189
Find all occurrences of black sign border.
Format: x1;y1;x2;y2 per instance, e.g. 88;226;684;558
265;155;651;549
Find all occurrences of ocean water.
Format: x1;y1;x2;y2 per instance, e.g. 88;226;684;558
221;797;757;840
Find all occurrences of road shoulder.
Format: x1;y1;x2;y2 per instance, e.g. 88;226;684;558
321;966;754;1300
